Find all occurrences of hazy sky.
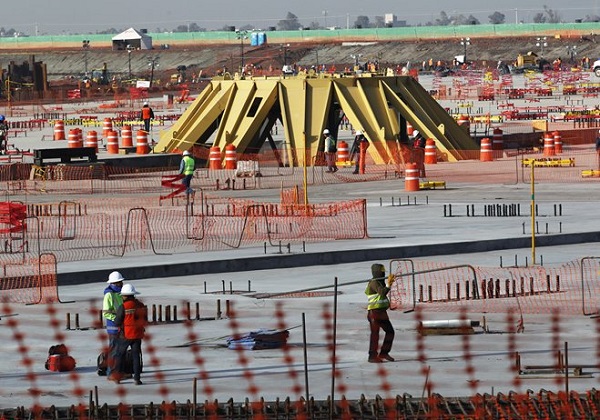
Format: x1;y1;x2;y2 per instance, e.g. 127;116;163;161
3;0;598;34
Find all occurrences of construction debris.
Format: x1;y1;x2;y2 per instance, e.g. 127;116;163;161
226;329;289;350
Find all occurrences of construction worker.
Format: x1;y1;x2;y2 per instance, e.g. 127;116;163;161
140;102;154;133
365;263;395;363
351;130;369;174
111;283;147;385
0;115;8;154
323;128;338;172
102;271;124;377
179;150;195;195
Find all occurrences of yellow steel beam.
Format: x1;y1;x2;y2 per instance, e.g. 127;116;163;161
333;79;390;164
154;82;217;152
154;81;236;153
213;80;277;150
390;77;477;159
279;79;307;166
304;79;332;162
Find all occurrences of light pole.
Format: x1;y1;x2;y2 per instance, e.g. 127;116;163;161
566;45;577;64
280;43;291;77
82;39;90;76
536;37;547;57
126;44;134;79
282;44;290;67
235;30;248;73
147;56;159;88
460;37;470;64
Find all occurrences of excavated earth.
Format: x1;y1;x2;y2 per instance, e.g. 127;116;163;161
2;36;600;82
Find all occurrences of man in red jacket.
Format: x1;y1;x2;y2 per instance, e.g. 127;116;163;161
110;283;147;385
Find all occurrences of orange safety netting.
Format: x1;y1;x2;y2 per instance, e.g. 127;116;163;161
0;253;59;304
388;258;600;315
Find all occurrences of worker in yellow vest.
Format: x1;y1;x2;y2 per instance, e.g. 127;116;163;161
179;150;195;195
365;263;395;363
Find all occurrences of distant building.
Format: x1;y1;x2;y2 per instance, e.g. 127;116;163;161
384;14;407;28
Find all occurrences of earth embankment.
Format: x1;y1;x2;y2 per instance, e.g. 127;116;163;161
2;36;599;80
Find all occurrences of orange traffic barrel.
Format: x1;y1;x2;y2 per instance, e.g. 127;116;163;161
107;130;119;154
209;146;222;170
67;129;79;148
102;118;113;138
480;137;493;162
457;114;470;134
405;163;420;191
424;138;437;164
85;130;98;152
337;140;349;163
76;128;83;145
543;132;555;156
121;125;133;148
224;144;237;170
492;127;503;151
406;121;414;137
136;130;149;154
553;131;562;154
54;120;65;140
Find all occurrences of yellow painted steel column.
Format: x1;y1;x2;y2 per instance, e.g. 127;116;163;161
303;132;308;207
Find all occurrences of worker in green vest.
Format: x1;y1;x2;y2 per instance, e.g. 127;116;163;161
365;263;395;363
179;150;195;195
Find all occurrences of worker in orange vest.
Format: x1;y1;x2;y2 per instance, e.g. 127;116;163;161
111;284;147;385
140;102;154;133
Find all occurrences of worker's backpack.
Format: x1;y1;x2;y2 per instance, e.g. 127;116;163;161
44;343;76;372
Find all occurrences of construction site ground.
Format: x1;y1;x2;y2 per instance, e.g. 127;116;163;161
1;74;600;416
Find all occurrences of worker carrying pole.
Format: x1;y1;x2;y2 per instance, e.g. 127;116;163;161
365;263;396;363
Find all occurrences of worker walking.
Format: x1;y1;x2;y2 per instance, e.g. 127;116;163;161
350;130;369;174
140;102;154;133
102;271;124;377
0;115;8;154
179;150;195;195
111;284;147;385
365;263;395;363
323;128;338;172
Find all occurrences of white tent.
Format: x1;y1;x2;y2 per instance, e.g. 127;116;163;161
111;27;152;50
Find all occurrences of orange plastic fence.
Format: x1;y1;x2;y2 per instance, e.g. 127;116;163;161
0;254;59;304
388;258;600;315
3;284;600;417
0;194;367;262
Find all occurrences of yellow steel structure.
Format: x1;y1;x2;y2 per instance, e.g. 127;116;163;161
155;74;477;164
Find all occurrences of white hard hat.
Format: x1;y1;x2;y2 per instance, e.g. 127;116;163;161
120;283;140;296
107;271;125;284
143;102;149;106
183;150;191;156
413;130;420;136
355;130;363;136
323;129;330;135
